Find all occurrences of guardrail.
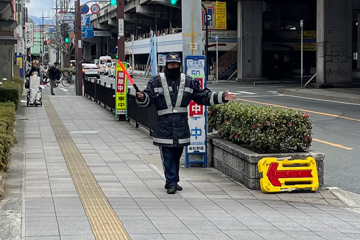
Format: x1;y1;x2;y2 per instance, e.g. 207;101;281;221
83;78;156;136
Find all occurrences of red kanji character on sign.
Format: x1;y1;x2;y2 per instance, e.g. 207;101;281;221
189;101;204;117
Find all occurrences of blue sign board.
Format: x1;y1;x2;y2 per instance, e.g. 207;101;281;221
81;5;89;14
82;26;94;38
184;55;207;168
203;8;213;26
81;14;90;25
49;27;56;34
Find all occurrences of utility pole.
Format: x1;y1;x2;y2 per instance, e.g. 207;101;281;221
41;11;44;63
181;0;203;61
55;0;59;63
117;0;125;61
75;0;83;95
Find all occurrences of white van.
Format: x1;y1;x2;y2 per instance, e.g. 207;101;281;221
98;56;112;75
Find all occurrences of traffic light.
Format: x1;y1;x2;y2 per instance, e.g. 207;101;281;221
64;37;69;43
110;0;116;5
60;23;69;37
170;0;177;5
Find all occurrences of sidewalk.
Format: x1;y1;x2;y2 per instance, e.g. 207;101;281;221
278;88;360;104
1;95;360;240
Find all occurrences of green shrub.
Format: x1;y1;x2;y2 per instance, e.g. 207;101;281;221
12;76;24;95
0;80;23;109
0;103;16;171
0;133;14;171
0;104;15;133
208;101;312;153
61;68;75;75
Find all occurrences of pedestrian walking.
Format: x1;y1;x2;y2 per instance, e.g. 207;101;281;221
136;53;236;194
47;62;61;96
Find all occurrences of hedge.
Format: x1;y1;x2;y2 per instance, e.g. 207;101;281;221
61;68;76;75
0;103;16;171
208;101;312;153
0;77;24;109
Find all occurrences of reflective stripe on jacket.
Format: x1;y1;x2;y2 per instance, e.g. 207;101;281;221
136;73;227;147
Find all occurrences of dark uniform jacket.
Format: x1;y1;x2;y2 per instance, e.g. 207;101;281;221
26;67;40;78
136;72;227;147
48;66;61;80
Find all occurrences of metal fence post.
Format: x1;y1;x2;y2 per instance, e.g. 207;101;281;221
93;79;97;103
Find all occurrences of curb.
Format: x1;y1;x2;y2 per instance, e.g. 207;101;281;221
327;187;360;207
0;173;4;198
327;187;360;213
277;89;360;104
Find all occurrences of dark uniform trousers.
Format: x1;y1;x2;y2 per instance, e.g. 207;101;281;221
159;146;184;189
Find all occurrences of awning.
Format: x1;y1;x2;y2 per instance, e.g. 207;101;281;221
0;36;17;44
0;1;13;20
0;19;17;31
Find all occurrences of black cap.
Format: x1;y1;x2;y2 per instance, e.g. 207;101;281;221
54;62;60;65
165;53;181;64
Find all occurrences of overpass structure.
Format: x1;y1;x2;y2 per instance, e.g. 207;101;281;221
83;0;360;86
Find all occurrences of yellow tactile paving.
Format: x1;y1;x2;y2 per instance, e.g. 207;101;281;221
44;96;130;240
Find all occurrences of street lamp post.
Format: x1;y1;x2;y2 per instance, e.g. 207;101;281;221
202;4;209;82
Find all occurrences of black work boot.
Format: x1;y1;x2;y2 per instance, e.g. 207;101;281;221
167;185;177;194
176;184;183;191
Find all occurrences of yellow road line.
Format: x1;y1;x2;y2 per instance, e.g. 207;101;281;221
313;138;353;150
240;99;360;123
43;96;130;240
182;33;198;37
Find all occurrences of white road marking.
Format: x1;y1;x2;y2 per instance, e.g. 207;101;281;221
236;91;257;95
282;94;360;106
60;88;68;92
267;90;278;94
240;95;282;98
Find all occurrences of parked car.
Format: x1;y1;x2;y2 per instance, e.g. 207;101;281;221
109;62;117;77
111;62;133;78
82;63;100;79
99;56;112;74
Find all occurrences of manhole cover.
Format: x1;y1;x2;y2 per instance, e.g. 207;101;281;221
69;130;99;134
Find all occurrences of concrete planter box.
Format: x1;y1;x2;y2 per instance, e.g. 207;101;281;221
207;134;325;190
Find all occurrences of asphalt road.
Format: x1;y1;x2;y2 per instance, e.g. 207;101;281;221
51;75;360;195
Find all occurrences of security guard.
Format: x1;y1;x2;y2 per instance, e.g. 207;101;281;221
136;53;235;194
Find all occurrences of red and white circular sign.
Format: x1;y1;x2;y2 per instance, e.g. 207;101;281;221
90;4;101;14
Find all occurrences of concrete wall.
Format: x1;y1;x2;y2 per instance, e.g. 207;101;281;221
125;32;237;55
237;1;262;80
0;45;14;81
316;0;353;85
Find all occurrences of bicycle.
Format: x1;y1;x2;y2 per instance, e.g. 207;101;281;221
45;73;73;88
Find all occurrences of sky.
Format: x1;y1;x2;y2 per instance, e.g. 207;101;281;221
26;0;91;18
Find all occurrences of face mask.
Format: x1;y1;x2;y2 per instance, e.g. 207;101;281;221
165;66;180;79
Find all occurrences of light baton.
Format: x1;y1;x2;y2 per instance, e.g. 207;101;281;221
117;61;141;93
